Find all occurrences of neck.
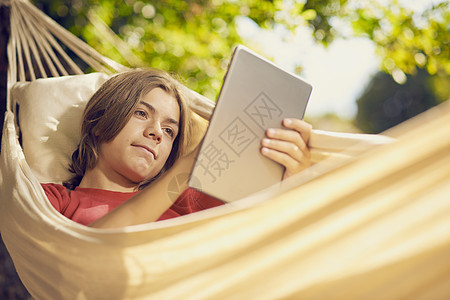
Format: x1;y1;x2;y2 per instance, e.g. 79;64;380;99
79;168;139;193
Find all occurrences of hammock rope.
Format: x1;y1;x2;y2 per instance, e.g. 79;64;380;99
3;0;216;123
5;0;128;88
1;0;450;299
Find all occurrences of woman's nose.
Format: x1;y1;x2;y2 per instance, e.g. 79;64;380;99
145;124;162;143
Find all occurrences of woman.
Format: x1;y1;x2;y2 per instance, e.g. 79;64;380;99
43;68;312;228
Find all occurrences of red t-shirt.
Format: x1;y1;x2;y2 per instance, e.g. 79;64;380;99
42;183;224;226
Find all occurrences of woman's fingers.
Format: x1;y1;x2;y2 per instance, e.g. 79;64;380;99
261;118;312;179
261;138;309;164
260;145;310;173
282;118;312;144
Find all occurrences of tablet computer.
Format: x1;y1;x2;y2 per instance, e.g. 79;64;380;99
188;45;312;202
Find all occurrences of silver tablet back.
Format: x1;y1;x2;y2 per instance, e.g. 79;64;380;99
188;45;312;202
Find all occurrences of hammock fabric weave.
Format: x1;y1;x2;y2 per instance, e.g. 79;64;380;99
1;0;450;299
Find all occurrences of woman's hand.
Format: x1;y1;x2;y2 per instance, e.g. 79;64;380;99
260;118;312;180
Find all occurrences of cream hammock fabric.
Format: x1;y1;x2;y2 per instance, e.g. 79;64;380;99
1;0;450;299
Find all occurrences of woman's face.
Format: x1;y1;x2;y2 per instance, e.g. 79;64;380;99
97;88;180;187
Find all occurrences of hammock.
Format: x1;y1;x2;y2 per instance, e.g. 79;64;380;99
1;0;450;299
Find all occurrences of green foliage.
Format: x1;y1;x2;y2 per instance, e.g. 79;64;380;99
34;0;283;100
302;0;349;45
33;0;449;104
346;0;450;78
355;68;444;133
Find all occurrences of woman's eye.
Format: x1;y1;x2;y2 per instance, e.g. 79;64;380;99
164;128;174;137
134;110;147;118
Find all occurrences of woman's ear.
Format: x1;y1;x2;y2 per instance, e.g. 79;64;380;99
92;127;101;137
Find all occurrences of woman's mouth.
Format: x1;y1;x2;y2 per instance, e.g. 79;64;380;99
133;144;156;159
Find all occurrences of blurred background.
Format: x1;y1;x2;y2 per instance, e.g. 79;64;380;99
31;0;450;133
1;0;449;298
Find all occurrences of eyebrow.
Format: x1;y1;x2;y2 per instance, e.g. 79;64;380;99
139;101;179;127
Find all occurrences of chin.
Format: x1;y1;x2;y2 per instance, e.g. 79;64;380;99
132;171;160;184
130;164;160;180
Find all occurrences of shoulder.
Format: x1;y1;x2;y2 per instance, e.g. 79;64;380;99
41;183;70;197
41;183;71;212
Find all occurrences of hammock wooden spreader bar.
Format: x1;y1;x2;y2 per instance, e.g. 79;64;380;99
0;2;10;142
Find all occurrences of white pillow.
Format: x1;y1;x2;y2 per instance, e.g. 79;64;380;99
10;73;111;183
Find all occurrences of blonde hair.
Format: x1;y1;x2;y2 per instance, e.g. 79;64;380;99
64;68;193;190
